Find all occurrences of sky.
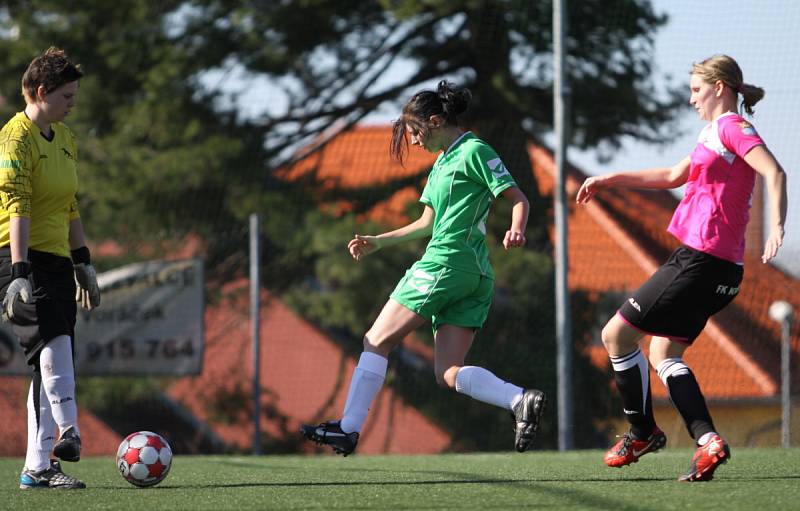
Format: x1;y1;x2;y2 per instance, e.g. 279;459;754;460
567;0;800;275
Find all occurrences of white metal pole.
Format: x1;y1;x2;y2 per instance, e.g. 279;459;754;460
770;300;794;448
250;213;262;455
553;0;573;451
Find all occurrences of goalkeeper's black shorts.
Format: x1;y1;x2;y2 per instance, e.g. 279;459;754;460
0;247;76;365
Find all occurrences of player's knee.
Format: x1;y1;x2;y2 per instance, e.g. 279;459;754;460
648;351;664;367
435;366;458;389
600;323;619;352
362;330;397;356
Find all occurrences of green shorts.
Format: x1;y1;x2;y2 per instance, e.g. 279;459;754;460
390;260;494;332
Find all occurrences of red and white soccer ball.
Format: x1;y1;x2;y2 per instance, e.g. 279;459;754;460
116;431;172;487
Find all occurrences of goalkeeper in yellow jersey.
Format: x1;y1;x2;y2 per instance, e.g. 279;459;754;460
0;47;100;490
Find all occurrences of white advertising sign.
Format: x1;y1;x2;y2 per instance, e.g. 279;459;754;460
0;259;205;376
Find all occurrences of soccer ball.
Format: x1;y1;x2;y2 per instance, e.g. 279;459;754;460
116;431;172;487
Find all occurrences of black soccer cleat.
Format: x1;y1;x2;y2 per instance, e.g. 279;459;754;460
512;389;547;452
19;460;86;490
300;420;359;456
53;425;81;462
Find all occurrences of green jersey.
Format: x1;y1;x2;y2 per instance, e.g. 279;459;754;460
419;132;517;278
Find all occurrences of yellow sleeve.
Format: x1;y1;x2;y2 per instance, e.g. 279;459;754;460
67;126;80;220
0;127;33;218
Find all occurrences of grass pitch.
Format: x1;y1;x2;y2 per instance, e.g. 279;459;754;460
2;448;799;510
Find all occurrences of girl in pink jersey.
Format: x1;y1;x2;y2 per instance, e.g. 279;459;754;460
576;55;787;482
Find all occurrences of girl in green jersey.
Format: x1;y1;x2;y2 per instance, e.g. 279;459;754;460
301;81;545;455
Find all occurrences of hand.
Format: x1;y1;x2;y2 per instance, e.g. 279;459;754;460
74;263;101;310
3;277;33;321
576;176;607;204
761;225;784;263
503;229;526;250
348;234;381;261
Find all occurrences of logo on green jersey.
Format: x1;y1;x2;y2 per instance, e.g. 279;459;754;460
487;158;510;178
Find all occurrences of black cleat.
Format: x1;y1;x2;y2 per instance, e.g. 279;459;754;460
300;420;359;456
512;389;546;452
53;425;81;462
19;460;86;489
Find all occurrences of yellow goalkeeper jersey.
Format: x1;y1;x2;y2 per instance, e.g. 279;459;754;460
0;112;80;258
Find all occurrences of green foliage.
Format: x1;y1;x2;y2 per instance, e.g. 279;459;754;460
78;376;165;414
0;0;679;451
0;0;683;261
283;211;422;339
0;1;275;256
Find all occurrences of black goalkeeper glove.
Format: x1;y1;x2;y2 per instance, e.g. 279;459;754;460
72;247;100;310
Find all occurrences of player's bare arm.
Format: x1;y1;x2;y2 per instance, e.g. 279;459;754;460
348;206;435;261
500;186;529;249
576;157;691;204
744;145;788;263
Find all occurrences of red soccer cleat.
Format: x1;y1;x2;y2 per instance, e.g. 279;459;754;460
678;434;730;482
604;427;667;467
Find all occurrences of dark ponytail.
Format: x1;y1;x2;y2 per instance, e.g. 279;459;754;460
436;81;471;124
390;80;472;164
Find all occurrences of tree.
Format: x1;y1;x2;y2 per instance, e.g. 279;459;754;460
0;2;277;265
0;0;683;449
0;0;683;250
176;0;685;216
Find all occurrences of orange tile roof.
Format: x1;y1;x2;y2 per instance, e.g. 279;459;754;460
279;125;437;226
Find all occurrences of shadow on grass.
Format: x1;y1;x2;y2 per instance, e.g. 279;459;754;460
73;471;800;511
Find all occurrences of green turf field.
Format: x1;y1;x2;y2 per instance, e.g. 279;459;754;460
2;448;799;510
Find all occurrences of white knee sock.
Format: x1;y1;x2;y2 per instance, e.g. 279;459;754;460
25;380;56;472
39;335;79;436
340;352;388;434
454;366;523;411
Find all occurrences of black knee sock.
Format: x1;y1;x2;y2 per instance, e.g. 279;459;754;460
610;349;656;439
659;361;715;441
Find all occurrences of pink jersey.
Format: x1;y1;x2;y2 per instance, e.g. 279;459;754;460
667;112;765;263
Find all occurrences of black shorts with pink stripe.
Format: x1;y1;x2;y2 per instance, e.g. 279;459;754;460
617;245;744;343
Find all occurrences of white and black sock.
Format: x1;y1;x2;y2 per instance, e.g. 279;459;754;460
610;348;656;439
657;358;715;441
